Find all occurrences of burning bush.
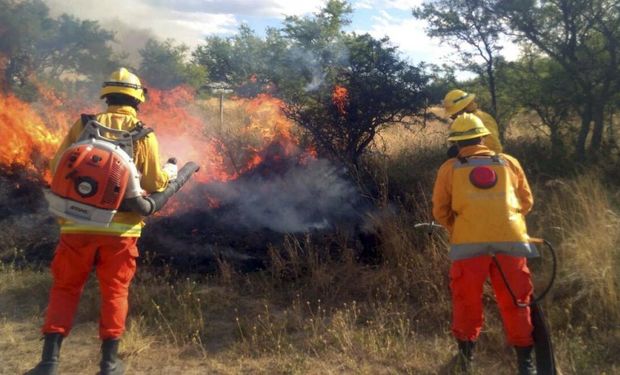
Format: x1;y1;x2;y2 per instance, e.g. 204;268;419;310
0;80;367;270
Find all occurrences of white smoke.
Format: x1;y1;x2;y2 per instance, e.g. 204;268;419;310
200;158;361;233
284;42;350;92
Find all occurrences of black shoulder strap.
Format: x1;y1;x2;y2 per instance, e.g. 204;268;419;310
129;121;153;142
80;113;96;127
81;114;153;142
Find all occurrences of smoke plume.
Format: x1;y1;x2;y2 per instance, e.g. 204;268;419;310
196;158;361;233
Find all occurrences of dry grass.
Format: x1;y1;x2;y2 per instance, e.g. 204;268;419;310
528;175;620;374
1;120;619;374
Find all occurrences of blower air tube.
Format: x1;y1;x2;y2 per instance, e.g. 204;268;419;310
123;161;199;216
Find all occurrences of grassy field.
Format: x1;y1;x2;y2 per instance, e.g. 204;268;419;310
1;117;619;374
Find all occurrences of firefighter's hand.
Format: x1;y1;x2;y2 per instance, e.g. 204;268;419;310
163;160;178;180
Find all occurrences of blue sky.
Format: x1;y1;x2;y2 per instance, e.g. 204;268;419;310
43;0;519;70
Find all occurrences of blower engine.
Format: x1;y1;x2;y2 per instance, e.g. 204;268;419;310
45;117;199;226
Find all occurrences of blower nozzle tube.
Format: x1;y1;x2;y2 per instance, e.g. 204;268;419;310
123;161;199;216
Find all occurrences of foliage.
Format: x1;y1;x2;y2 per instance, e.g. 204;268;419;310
414;0;620;160
191;1;428;166
0;0;53;97
139;39;206;90
192;24;269;92
413;0;505;125
278;2;427;166
283;33;428;166
38;14;117;80
424;63;458;105
0;0;119;99
273;1;426;165
500;51;576;157
495;0;620;158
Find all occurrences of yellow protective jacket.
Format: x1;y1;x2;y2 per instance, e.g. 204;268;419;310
473;110;502;153
432;145;538;260
51;105;169;237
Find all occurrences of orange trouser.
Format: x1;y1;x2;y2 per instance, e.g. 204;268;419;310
449;254;534;347
42;234;138;340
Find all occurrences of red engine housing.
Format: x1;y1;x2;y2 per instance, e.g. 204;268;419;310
50;143;131;210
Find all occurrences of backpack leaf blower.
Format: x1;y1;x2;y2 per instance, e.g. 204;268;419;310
45;116;199;226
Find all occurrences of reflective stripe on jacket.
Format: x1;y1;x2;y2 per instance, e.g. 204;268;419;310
50;105;169;237
432;145;538;260
474;110;502;153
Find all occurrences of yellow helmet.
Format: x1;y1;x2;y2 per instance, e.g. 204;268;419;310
99;67;147;103
448;113;490;142
443;89;475;116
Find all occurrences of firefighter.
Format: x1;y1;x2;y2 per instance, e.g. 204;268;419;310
27;68;176;375
432;113;538;374
443;89;502;157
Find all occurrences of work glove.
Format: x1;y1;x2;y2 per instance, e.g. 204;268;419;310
163;157;178;180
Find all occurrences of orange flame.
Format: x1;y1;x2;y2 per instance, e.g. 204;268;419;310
1;79;316;215
332;85;348;116
147;90;317;215
139;85;234;183
0;88;85;182
139;88;308;185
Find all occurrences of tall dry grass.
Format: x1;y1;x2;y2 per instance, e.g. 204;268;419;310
1;115;619;374
540;175;620;324
530;175;620;374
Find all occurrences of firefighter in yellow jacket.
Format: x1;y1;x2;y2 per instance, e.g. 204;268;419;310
28;68;175;375
432;113;538;374
443;89;502;155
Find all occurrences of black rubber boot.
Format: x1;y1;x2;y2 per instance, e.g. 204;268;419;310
25;333;64;375
515;345;537;375
454;340;475;373
98;339;125;375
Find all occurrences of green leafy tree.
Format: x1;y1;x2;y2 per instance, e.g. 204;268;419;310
496;0;620;158
0;0;54;95
0;0;119;97
272;0;352;96
139;38;206;89
276;1;427;165
192;24;267;91
425;63;458;105
192;1;428;165
413;0;505;131
501;51;575;158
38;14;117;81
283;33;428;166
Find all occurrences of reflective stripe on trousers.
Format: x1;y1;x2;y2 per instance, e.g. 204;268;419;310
450;242;539;260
